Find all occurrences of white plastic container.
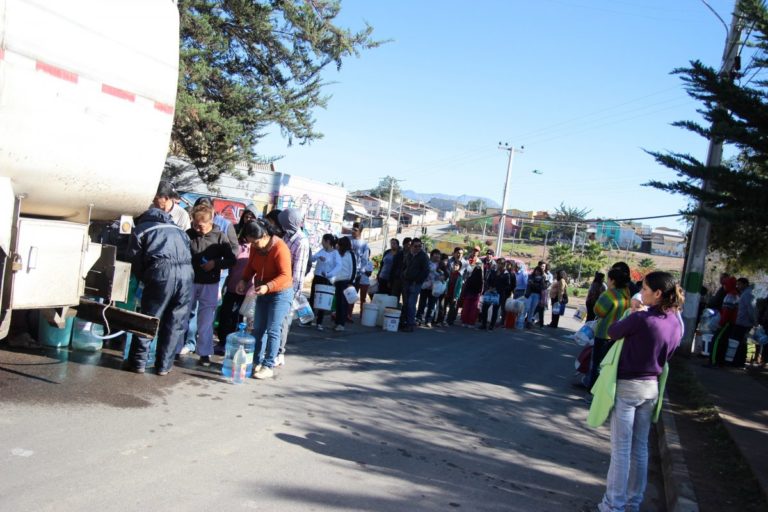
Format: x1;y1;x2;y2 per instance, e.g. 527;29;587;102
314;284;335;311
343;285;359;305
372;294;398;326
361;304;379;327
383;307;401;332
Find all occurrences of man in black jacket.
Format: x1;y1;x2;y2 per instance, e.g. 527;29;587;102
401;238;430;332
126;208;194;375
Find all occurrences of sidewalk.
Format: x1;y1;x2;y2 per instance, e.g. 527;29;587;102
686;361;768;500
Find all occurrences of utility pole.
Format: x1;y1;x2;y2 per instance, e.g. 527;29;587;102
680;6;743;354
381;177;404;252
496;143;523;256
571;222;578;251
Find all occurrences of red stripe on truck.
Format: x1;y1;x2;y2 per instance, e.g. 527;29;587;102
101;84;136;102
154;102;174;115
36;61;78;83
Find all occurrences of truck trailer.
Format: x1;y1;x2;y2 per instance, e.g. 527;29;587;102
0;0;180;338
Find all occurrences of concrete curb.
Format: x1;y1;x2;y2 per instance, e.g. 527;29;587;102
656;398;699;512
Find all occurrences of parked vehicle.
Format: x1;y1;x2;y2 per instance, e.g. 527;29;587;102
0;0;180;338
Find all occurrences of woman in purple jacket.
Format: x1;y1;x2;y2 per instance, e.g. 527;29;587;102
598;271;683;512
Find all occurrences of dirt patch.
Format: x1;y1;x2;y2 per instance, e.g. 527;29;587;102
666;358;767;512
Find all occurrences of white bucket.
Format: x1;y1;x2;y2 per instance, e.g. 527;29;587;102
372;293;398;326
361;303;380;327
700;333;713;356
725;338;739;362
383;307;401;332
343;285;359;304
314;284;335;311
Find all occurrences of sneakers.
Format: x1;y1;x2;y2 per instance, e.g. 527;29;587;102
157;368;171;376
253;366;274;379
180;346;192;355
334;325;345;332
424;322;432;328
253;364;262;374
276;353;285;367
198;355;212;367
316;324;324;331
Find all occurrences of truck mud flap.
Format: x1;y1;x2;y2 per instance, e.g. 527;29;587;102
75;299;159;339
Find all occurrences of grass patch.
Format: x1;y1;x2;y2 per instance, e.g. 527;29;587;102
666;358;767;511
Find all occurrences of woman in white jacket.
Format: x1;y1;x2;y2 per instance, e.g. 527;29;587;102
333;237;356;332
310;234;341;330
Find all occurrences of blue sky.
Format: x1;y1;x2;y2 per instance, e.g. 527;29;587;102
257;0;739;229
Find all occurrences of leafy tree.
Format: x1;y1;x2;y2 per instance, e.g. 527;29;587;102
551;203;592;239
638;257;656;270
465;199;487;213
369;176;402;201
168;0;382;184
547;242;607;281
646;0;768;268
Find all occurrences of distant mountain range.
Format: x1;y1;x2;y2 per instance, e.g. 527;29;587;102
401;190;500;208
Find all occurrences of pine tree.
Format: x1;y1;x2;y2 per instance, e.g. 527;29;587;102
646;0;768;268
169;0;381;184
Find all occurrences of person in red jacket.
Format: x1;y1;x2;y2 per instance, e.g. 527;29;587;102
709;276;739;366
235;219;293;379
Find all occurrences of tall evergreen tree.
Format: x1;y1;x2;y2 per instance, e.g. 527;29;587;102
646;0;768;268
169;0;381;184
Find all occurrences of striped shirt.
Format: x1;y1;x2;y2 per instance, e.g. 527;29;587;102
283;230;310;296
594;287;631;339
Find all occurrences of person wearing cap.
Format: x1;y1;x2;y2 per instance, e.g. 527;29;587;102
152;181;191;231
125;206;194;375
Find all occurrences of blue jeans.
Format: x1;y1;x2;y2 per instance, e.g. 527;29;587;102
404;282;421;327
252;288;293;369
599;380;659;512
525;293;540;323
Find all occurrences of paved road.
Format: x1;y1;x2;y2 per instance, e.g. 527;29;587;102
0;313;663;511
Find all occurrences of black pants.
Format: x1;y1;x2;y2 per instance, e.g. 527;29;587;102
334;280;351;326
217;291;245;341
588;337;614;392
443;298;458;325
731;324;749;367
481;302;500;329
712;323;733;365
585;302;596;322
549;298;561;327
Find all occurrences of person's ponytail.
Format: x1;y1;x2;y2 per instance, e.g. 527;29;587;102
644;271;684;312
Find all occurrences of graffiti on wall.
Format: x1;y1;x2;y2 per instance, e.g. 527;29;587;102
276;193;340;250
179;192;247;227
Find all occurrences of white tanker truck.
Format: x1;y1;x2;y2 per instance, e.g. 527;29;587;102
0;0;180;339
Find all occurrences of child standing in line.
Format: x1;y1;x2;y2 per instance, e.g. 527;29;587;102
310;234;340;330
442;260;464;326
416;249;441;325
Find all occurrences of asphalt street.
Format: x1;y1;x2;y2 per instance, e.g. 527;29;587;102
0;313;663;511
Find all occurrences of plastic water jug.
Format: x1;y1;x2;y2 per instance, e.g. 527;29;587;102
232;345;247;384
71;318;104;352
222;322;256;378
